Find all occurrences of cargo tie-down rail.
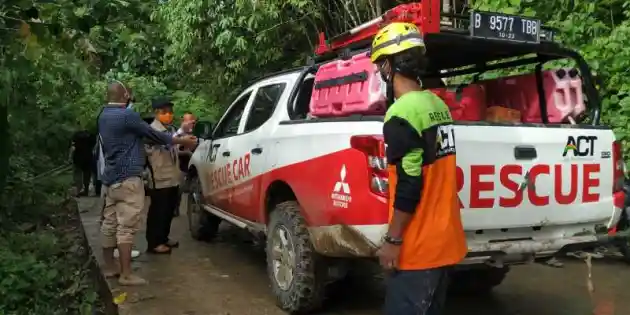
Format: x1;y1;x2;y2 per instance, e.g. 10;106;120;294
314;1;557;61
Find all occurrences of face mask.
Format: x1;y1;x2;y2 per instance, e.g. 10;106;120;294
379;74;388;99
158;113;174;125
379;70;396;106
126;102;134;110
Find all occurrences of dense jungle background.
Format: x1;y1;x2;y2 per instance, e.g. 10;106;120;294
0;0;629;313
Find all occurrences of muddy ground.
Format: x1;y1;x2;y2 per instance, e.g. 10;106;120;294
78;197;630;315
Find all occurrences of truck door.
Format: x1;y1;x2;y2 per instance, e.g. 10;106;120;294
202;91;253;211
226;81;288;222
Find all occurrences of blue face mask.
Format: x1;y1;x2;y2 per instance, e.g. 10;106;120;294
126;102;135;110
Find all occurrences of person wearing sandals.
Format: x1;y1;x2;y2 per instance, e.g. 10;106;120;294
144;97;193;254
98;82;197;285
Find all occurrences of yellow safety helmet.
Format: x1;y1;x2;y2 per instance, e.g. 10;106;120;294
370;22;426;63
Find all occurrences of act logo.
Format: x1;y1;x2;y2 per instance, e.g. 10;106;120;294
331;165;352;208
563;135;597;158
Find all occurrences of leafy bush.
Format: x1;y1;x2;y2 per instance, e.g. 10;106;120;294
0;178;101;315
4;0;630;313
0;232;98;315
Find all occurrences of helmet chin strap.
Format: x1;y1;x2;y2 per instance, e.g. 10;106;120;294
386;81;395;108
380;72;394;108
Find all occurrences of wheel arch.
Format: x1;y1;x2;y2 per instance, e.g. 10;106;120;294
183;165;199;193
264;180;300;224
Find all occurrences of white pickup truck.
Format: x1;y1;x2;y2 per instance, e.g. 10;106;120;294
184;19;626;315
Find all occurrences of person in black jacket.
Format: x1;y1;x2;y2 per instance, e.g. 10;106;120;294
70;130;95;197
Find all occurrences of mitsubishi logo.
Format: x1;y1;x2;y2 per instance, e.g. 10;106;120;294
331;165;352;209
333;165;351;194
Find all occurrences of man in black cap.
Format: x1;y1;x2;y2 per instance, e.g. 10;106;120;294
143;97;191;254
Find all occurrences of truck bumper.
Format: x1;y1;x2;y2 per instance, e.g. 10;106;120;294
308;221;629;264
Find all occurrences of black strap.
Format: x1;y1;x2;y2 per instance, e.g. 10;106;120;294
314;71;369;90
94;107;105;161
145;156;155;190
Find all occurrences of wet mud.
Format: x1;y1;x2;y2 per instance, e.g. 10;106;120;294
78;197;630;315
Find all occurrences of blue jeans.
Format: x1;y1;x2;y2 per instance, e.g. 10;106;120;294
383;267;450;315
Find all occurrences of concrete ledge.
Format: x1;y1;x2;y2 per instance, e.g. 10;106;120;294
72;197;119;315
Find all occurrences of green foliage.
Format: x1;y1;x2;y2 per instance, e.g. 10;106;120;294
0;230;98;315
3;0;630;311
0;176;100;315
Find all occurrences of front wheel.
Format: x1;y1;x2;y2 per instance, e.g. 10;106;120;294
266;201;326;314
187;177;221;241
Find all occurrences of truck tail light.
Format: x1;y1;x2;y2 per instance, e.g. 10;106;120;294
613;140;624;193
350;135;388;197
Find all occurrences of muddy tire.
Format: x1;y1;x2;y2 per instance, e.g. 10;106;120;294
615;230;630;264
617;241;630;263
187;177;221;241
615;208;630;263
266;201;325;314
449;266;509;294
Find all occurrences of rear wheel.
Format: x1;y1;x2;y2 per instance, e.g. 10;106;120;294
266;201;326;314
615;214;630;263
449;266;509;294
617;240;630;263
187;177;221;241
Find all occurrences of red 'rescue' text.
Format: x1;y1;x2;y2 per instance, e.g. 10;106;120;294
210;153;251;190
455;163;601;209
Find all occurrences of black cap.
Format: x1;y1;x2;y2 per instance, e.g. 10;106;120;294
151;97;174;109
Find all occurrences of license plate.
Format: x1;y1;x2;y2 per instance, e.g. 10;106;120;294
540;28;555;41
470;11;541;44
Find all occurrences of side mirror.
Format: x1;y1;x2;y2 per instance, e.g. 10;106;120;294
193;121;214;139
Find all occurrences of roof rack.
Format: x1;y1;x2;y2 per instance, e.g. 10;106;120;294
314;2;435;57
313;1;558;63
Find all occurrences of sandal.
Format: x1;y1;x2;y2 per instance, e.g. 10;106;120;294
118;274;148;286
147;244;172;255
103;270;120;278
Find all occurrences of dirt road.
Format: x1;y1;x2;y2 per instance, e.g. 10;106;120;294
78;197;629;315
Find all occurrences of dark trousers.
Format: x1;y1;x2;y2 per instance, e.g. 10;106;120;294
90;162;102;195
146;186;179;249
73;165;91;194
383;267;450;315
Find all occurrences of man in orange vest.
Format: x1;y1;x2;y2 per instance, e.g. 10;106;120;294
370;22;468;315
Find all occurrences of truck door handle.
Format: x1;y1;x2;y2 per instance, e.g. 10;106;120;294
251;147;263;155
514;146;537;160
222;151;231;157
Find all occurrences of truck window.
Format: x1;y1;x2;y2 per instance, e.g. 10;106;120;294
213;92;251;139
244;83;286;132
293;77;315;119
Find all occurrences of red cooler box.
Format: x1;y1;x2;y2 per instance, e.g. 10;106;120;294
484;69;586;123
309;52;387;117
430;84;486;121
